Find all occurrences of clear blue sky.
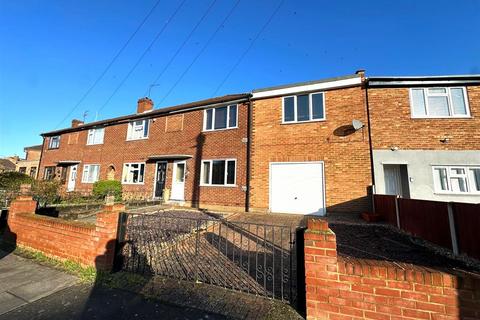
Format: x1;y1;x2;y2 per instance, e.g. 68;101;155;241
1;0;479;156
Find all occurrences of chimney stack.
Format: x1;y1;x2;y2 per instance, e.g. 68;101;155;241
355;69;366;79
71;119;84;128
137;97;154;114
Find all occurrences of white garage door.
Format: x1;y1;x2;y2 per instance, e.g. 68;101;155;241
270;162;325;216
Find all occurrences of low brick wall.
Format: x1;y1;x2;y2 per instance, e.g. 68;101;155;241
304;219;480;320
4;196;122;270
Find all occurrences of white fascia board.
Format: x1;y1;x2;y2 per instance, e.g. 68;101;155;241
252;77;362;99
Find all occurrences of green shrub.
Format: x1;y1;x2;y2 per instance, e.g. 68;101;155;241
32;180;61;207
0;171;33;192
92;180;122;201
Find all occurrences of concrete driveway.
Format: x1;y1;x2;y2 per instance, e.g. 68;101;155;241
0;250;78;316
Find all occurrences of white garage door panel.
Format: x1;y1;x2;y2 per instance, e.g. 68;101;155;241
270;162;325;215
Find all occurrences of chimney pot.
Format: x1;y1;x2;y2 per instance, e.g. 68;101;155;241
355;69;366;76
71;119;84;128
137;97;154;113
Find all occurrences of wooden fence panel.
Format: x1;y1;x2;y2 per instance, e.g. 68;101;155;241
373;194;397;225
452;203;480;260
397;198;452;250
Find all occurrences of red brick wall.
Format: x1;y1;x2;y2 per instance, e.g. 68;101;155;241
304;219;480;320
5;197;122;270
250;86;372;213
39;103;249;210
368;86;480;150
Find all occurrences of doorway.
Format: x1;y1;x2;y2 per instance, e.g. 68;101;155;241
170;161;186;201
67;165;78;192
153;161;167;198
383;164;410;198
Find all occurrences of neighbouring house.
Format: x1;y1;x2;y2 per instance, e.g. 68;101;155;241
39;95;250;211
249;72;373;215
15;145;42;178
0;157;18;173
367;75;480;203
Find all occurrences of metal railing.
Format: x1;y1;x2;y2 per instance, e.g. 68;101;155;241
116;211;299;304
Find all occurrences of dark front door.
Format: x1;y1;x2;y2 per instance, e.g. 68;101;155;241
154;162;167;198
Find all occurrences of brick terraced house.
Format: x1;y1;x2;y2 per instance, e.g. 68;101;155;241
249;72;372;215
367;75;480;203
39;94;251;211
38;71;480;215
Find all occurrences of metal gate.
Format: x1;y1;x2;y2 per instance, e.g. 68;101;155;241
115;211;301;305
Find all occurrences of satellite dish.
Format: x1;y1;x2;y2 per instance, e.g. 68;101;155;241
352;119;364;130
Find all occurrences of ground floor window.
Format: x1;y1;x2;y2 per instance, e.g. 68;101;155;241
18;167;26;174
201;159;236;186
432;165;480;194
44;166;55;180
30;167;37;178
82;164;100;183
122;163;145;184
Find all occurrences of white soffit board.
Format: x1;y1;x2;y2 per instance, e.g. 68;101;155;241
252;77;362;99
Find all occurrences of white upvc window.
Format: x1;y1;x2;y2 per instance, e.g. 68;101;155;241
410;87;470;118
127;119;150;140
122;163;145;184
48;136;60;149
82;164;100;183
44;166;55;180
432;166;480;194
282;92;325;123
87;128;105;145
203;104;238;131
200;159;236;186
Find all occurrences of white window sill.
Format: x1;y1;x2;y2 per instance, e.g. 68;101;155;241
122;182;145;185
281;119;326;125
200;184;237;188
86;143;104;146
434;192;480;196
126;137;149;141
202;127;238;133
411;116;472;120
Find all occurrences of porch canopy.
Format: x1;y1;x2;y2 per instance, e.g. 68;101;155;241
56;160;81;166
147;154;192;161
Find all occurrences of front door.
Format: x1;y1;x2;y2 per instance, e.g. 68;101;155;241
170;161;186;201
154;162;167;198
384;164;403;196
67;165;78;192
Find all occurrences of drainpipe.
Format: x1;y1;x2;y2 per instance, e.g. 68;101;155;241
37;136;47;180
364;78;376;212
245;95;253;212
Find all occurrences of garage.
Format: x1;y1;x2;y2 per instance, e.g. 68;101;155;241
269;162;325;216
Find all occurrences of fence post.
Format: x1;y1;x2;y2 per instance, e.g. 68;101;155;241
395;195;401;229
447;202;459;255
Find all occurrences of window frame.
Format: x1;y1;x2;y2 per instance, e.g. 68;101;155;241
44;166;56;180
48;136;61;149
86;127;105;145
200;159;237;187
126;119;150;141
282;92;326;124
432;165;480;195
203;104;238;132
121;162;146;185
81;164;101;183
409;87;471;119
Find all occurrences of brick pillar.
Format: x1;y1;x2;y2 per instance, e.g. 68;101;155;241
94;203;124;271
304;218;339;320
8;195;37;217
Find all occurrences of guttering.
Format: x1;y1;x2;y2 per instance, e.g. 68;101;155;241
368;75;480;87
37;137;46;180
252;75;362;99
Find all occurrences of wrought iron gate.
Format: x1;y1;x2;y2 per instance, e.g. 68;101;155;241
115;211;301;305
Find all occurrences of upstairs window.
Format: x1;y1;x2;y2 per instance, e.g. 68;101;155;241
204;105;237;131
410;87;470;118
283;92;325;123
82;164;100;183
201;159;236;186
433;166;480;194
87;128;105;145
122;163;145;184
127;119;150;140
48;136;60;149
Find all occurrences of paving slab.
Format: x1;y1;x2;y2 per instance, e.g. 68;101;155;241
0;250;78;316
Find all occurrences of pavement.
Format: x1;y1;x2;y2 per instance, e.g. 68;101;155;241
0;250;226;320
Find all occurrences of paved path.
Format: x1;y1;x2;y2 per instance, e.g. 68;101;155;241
0;250;78;316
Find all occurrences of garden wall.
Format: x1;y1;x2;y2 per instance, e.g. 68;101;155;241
4;196;122;270
304;218;480;320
